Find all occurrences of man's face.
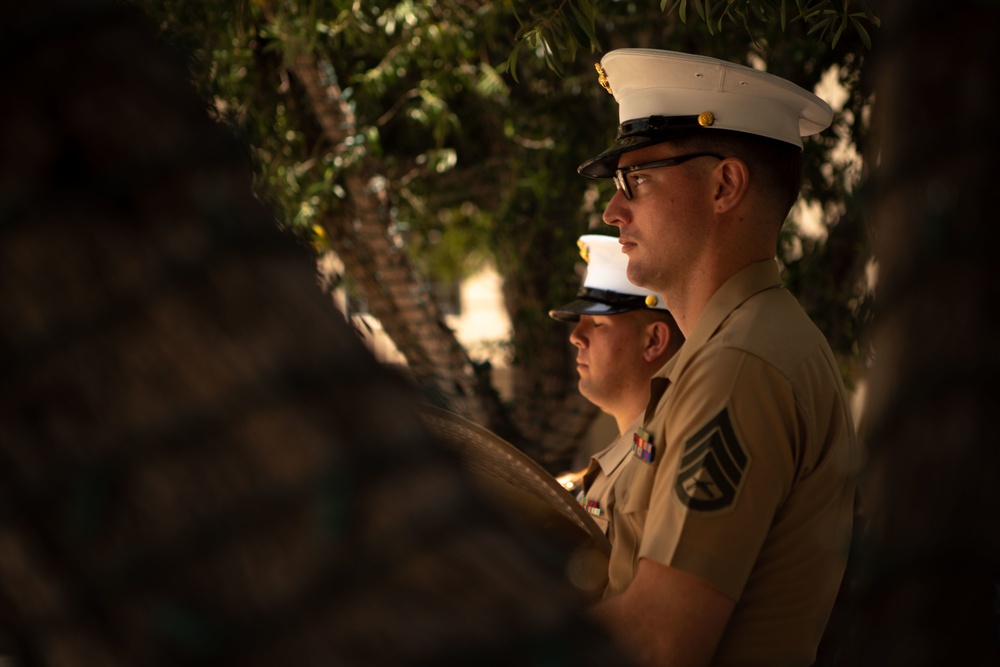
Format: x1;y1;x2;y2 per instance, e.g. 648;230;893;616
570;312;651;415
602;142;718;296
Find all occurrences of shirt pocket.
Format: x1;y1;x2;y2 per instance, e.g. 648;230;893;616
589;513;610;536
605;456;660;592
617;452;659;516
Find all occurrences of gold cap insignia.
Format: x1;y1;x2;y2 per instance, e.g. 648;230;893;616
645;295;659;307
595;63;613;95
698;111;715;127
578;239;591;263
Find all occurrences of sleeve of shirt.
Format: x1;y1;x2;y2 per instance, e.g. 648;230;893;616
638;347;801;601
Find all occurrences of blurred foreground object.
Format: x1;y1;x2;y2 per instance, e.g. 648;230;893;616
0;2;626;664
421;406;611;600
848;0;1000;664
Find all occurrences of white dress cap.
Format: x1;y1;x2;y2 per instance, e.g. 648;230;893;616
549;234;667;322
579;49;833;178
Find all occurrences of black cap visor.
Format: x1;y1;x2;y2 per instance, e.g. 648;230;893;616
548;288;650;323
578;114;705;178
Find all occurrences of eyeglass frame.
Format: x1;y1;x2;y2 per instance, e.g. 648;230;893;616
612;152;724;200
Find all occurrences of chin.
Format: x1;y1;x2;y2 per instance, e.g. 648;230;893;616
626;267;653;291
628;265;665;294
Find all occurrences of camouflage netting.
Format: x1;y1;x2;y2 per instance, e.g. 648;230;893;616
0;2;626;665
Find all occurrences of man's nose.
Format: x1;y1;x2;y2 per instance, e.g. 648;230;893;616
602;190;628;227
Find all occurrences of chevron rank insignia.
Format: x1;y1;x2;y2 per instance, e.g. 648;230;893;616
675;408;750;512
631;426;656;463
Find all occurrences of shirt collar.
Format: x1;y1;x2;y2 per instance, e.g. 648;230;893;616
655;259;782;385
593;413;644;476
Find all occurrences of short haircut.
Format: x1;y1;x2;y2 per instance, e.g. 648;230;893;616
672;130;804;225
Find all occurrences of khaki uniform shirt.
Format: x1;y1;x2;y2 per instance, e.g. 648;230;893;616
593;260;858;666
576;414;642;544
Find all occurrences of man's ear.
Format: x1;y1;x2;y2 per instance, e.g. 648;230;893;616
712;158;750;214
644;321;671;362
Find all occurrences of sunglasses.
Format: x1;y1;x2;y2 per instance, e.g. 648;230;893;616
613;152;724;200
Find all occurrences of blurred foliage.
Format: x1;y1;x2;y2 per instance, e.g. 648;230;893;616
136;0;875;389
504;0;879;77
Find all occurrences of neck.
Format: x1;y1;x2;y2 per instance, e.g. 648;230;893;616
669;254;772;338
666;208;776;336
664;266;724;338
614;407;645;436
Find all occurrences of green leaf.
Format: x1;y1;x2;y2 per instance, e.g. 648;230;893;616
851;16;872;49
505;42;521;82
680;0;688;23
832;16;845;48
807;17;831;36
562;19;578;58
561;23;580;63
780;0;787;30
570;1;600;50
511;2;525;27
693;0;706;22
541;33;563;76
799;0;822;22
858;0;877;22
